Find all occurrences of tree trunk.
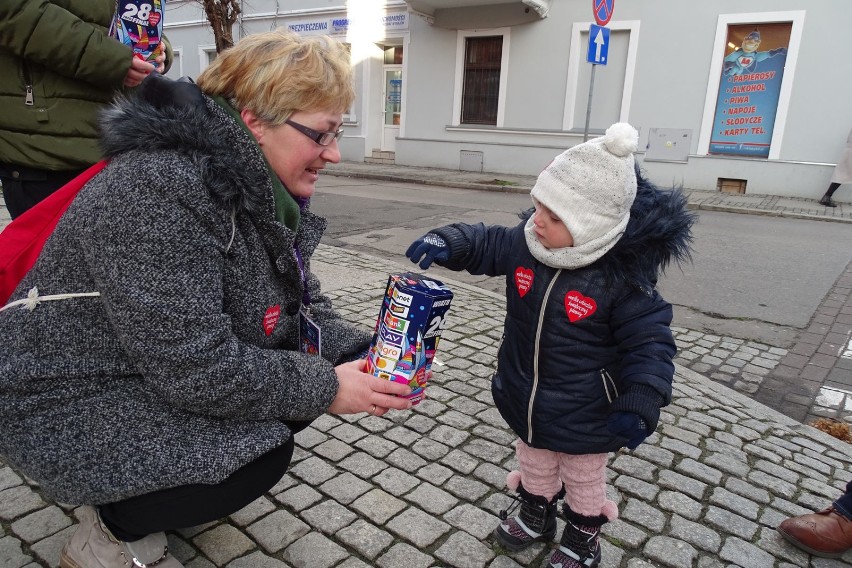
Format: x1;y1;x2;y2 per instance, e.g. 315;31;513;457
201;0;241;53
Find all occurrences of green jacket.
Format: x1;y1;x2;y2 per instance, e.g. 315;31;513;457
0;0;162;171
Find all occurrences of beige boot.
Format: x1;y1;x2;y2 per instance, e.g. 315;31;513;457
60;505;184;568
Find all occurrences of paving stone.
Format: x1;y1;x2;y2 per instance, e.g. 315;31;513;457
351;489;407;525
193;525;254;566
669;514;722;553
434;531;496;568
338;452;388;479
405;482;458;515
282;532;348;568
657;491;703;521
416;462;455;485
245;509;309;553
0;487;45;521
704;506;759;540
301;499;357;534
274;484;324;511
0;536;33;568
611;455;657;483
621;499;666;532
29;524;75;567
443;503;498;540
614;475;659;501
444;475;490;501
719;536;775;568
602;518;648;548
336;519;394;560
287;456;338;485
319;471;373;504
372;467;420;496
385;447;428;473
10;505;71;543
643;535;698;568
658;470;708;500
440;449;480;474
709;487;760;520
0;468;24;492
226;550;290;567
229;497;276;526
376;542;433;568
386;507;451;548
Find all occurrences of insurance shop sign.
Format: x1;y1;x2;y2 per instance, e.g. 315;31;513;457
709;23;791;158
287;12;408;37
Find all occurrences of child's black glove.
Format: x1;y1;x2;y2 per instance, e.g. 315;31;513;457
406;233;449;269
607;412;649;449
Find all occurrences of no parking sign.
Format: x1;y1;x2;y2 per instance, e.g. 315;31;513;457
593;0;614;26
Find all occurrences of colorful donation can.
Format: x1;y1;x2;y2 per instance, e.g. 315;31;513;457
110;0;165;62
364;273;453;405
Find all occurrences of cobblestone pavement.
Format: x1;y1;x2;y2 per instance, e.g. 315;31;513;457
1;245;852;568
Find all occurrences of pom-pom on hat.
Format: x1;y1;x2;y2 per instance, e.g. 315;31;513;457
527;122;639;268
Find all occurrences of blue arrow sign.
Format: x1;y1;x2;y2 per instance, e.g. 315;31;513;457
587;24;610;65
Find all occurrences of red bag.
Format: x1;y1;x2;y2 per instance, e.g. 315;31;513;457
0;160;108;306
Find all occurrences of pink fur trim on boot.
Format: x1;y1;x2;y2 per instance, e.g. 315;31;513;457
601;499;619;521
506;470;521;491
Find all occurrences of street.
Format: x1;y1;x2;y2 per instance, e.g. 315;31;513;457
312;175;852;349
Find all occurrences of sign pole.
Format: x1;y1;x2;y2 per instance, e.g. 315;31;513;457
583;64;596;142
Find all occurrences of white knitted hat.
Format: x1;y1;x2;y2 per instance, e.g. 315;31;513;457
527;122;639;268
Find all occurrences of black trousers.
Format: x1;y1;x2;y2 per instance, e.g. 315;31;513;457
99;420;311;541
0;164;85;219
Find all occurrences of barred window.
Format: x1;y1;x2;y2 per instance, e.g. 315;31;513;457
461;36;503;125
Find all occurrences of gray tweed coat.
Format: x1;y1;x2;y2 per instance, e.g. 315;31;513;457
0;77;370;505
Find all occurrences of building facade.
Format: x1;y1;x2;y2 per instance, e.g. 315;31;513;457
163;0;852;201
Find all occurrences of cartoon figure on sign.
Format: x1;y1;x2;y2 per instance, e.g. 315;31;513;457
723;30;786;76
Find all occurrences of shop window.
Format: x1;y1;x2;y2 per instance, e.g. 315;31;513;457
384;45;403;64
461;36;502;125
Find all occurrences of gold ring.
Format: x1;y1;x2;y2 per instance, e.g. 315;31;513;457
369;404;377;415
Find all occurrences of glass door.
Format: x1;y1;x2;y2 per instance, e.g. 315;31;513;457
382;66;402;151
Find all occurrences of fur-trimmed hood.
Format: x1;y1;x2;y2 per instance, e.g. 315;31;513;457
520;165;695;291
98;73;269;219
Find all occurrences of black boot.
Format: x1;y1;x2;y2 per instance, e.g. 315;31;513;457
820;183;840;207
493;482;562;551
547;504;608;568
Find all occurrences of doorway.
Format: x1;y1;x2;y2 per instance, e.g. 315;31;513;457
381;44;403;152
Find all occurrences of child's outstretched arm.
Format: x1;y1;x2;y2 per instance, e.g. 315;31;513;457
405;221;518;276
406;233;450;269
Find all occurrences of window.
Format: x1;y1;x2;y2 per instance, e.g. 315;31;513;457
461;36;502;125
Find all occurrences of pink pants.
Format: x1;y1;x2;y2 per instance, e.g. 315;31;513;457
515;439;618;520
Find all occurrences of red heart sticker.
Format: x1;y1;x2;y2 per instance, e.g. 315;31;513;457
263;305;281;336
564;291;597;323
148;12;161;26
514;267;534;298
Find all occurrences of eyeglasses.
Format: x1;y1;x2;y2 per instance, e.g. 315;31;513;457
284;118;343;146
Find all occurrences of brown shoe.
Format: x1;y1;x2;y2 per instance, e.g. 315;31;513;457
778;507;852;558
60;505;184;568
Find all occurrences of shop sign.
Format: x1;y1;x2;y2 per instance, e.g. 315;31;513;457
291;12;408;36
709;23;791;158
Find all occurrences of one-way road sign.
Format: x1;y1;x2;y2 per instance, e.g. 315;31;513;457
587;24;610;65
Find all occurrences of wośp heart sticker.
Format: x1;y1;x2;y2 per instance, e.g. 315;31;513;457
514;267;533;298
564;291;596;322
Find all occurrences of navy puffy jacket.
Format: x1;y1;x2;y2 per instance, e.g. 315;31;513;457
430;172;694;453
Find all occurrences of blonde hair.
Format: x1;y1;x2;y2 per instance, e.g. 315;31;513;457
196;30;354;124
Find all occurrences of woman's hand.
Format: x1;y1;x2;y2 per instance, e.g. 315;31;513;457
123;55;160;87
328;360;413;417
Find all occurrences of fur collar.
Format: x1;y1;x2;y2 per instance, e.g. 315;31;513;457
97;74;269;219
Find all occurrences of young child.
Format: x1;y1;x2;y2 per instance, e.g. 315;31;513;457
406;123;694;567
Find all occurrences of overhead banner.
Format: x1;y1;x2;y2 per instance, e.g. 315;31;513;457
709;23;791;158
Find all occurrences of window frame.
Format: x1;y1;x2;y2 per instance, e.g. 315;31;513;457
452;28;510;127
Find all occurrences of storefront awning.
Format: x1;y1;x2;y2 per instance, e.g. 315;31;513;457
404;0;550;29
